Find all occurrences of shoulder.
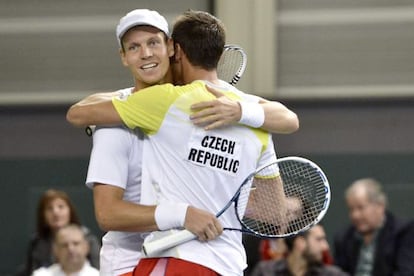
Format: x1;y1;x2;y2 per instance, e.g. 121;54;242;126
382;212;414;237
125;83;181;107
31;267;49;276
29;234;52;250
334;224;356;243
83;266;99;276
309;264;349;275
93;125;140;141
32;264;60;275
28;233;41;245
322;265;350;275
139;83;175;94
254;259;286;273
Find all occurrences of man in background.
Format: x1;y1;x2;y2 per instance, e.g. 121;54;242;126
334;178;414;275
31;224;99;276
251;224;348;276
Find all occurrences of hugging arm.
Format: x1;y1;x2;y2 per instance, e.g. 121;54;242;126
66;92;122;127
94;184;221;241
190;85;299;133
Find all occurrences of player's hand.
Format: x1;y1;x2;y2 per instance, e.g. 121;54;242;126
184;206;223;241
190;85;241;130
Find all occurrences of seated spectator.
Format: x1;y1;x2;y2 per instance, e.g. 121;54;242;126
251;224;348;276
16;189;100;276
31;224;99;276
334;178;414;276
259;238;287;261
260;238;333;263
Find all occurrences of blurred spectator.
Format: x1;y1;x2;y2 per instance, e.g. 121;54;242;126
251;224;348;276
260;238;333;264
334;178;414;275
31;224;99;276
259;238;287;261
16;189;100;276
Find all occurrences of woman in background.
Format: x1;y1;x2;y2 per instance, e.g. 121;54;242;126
16;189;100;276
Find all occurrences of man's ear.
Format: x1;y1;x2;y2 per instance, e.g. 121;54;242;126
119;48;128;67
173;43;182;62
83;239;91;255
167;38;175;58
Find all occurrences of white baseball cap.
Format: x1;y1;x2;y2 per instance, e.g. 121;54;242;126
116;9;169;47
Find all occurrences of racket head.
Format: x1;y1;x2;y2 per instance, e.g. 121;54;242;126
234;156;331;238
217;44;247;85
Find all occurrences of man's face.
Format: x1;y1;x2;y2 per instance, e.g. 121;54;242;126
303;225;329;264
53;227;89;272
346;189;385;235
121;26;173;88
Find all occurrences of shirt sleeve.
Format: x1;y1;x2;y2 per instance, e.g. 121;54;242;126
112;84;177;134
256;135;277;170
86;126;133;189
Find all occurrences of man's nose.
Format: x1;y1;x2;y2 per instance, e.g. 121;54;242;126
141;46;153;58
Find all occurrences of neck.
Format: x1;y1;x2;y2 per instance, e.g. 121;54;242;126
181;57;220;85
184;68;220;85
62;265;83;275
363;232;373;244
362;216;385;244
287;253;307;276
133;70;173;92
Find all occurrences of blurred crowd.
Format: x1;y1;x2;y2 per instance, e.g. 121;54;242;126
245;178;414;276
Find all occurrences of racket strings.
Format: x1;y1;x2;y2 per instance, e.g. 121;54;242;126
280;161;327;234
217;49;244;85
236;161;328;237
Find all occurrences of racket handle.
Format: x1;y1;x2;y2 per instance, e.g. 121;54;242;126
142;229;196;257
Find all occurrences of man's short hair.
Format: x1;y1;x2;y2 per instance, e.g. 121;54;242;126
172;10;225;70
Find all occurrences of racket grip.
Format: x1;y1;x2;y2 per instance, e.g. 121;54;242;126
142;229;196;257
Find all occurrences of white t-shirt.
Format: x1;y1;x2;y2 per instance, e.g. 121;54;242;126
31;262;99;276
86;88;146;275
113;80;277;275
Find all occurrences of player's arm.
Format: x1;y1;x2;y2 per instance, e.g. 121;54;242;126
93;184;222;241
190;86;299;133
256;98;299;134
66;92;122;127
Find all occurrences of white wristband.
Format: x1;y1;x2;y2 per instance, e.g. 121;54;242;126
238;101;265;128
154;202;189;231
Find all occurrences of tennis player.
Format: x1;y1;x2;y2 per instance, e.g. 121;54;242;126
82;9;225;276
68;8;295;275
120;11;279;275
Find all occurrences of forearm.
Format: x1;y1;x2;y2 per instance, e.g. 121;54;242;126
258;100;299;134
92;183;157;232
245;176;286;222
66;92;122;127
93;184;222;241
191;85;299;133
94;197;158;232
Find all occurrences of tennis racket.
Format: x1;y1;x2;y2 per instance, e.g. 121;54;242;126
142;156;331;257
85;44;248;137
217;44;247;85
